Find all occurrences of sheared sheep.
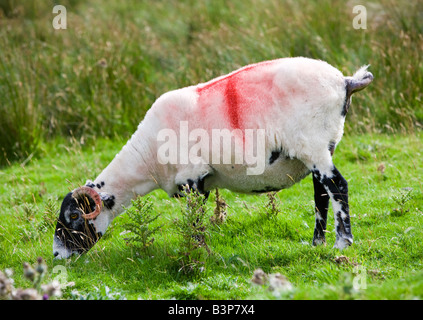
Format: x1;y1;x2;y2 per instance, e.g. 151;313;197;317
53;57;373;259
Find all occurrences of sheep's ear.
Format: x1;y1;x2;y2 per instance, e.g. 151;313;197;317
99;192;116;210
85;180;95;188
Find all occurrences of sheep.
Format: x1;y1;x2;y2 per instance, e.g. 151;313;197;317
53;57;373;259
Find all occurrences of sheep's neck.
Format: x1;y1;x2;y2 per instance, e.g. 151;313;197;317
93;133;159;216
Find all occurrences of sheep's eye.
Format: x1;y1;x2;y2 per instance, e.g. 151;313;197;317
70;213;79;220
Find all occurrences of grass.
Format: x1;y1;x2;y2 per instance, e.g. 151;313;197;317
0;133;422;299
0;0;422;301
0;0;422;164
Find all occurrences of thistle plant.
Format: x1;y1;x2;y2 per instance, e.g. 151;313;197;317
0;257;61;300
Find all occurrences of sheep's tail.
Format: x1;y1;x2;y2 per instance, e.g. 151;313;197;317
345;65;373;98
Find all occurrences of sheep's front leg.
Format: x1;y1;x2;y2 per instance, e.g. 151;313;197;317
174;163;213;200
312;174;329;246
312;166;353;249
178;177;210;200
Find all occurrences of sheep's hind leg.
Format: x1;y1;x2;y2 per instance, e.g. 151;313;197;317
312;165;353;250
312;174;329;246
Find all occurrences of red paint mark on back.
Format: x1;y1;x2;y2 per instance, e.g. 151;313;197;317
197;59;283;130
198;64;258;92
225;77;240;129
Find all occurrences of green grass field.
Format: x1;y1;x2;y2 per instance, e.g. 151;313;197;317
1;133;422;299
1;0;422;300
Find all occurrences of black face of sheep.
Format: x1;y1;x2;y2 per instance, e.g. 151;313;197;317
53;187;102;259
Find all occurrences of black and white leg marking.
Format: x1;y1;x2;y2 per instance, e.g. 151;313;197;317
312;174;329;246
312;165;353;249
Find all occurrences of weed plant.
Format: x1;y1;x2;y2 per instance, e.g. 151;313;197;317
122;197;161;254
264;192;281;219
210;188;228;225
390;187;414;216
174;186;211;275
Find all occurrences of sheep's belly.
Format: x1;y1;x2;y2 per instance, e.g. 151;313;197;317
206;158;310;194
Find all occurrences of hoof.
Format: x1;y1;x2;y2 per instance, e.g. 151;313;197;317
312;237;326;246
333;237;353;250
